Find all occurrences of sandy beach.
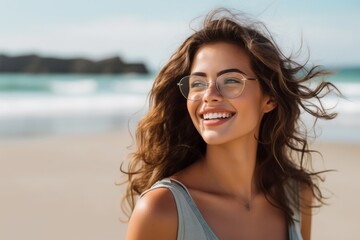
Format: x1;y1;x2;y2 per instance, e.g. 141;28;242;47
0;131;359;240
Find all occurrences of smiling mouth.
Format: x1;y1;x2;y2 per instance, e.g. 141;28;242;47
201;112;234;120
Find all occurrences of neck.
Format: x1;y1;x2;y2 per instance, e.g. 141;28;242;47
203;139;258;202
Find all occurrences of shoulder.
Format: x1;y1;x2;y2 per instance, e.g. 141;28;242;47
299;183;313;240
287;179;313;205
299;182;313;210
126;187;178;240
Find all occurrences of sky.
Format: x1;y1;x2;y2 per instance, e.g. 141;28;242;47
1;0;360;71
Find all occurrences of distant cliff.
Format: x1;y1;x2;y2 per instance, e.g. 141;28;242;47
0;54;148;74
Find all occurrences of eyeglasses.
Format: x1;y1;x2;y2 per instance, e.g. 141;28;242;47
177;72;257;101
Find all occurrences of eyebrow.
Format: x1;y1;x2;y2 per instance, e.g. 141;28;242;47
191;68;247;77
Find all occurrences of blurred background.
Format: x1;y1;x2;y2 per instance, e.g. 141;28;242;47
0;0;359;239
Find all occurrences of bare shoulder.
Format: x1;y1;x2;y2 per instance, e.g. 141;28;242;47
300;183;313;208
300;183;314;240
126;187;178;240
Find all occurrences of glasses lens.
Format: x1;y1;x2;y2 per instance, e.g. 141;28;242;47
178;76;207;101
178;76;190;99
217;73;246;98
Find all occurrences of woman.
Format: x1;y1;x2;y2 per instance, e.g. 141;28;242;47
122;8;338;240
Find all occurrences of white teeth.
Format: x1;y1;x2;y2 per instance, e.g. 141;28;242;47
203;112;233;120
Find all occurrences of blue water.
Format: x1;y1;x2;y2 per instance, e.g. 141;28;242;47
0;69;359;142
0;73;153;138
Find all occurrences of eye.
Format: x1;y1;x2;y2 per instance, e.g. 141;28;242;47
224;77;242;85
190;79;207;89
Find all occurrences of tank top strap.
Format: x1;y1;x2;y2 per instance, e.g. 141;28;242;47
286;179;303;240
141;178;218;240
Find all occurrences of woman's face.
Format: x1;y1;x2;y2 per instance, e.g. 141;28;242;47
187;42;276;146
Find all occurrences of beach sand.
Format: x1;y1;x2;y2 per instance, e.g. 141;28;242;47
0;131;359;240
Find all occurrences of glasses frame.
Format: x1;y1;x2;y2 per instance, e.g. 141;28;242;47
177;73;257;101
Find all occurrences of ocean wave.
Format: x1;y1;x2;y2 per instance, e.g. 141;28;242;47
336;82;360;98
50;79;98;95
0;94;148;118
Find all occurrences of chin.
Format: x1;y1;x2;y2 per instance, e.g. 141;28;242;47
201;131;231;145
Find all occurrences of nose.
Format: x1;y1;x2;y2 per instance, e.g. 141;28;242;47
203;81;223;102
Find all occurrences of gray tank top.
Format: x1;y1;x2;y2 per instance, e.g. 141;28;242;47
141;178;302;240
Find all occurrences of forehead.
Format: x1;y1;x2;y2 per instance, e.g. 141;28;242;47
190;42;253;76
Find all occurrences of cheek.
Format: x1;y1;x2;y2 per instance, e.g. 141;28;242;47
187;101;199;125
239;85;267;114
232;95;266;123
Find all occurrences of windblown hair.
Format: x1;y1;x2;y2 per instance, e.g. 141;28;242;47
121;8;340;224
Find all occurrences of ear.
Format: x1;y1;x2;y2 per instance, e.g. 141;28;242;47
263;96;277;113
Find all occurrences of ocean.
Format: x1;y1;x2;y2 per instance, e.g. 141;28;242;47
0;69;359;143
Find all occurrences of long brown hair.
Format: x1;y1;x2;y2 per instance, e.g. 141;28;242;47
121;8;340;224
